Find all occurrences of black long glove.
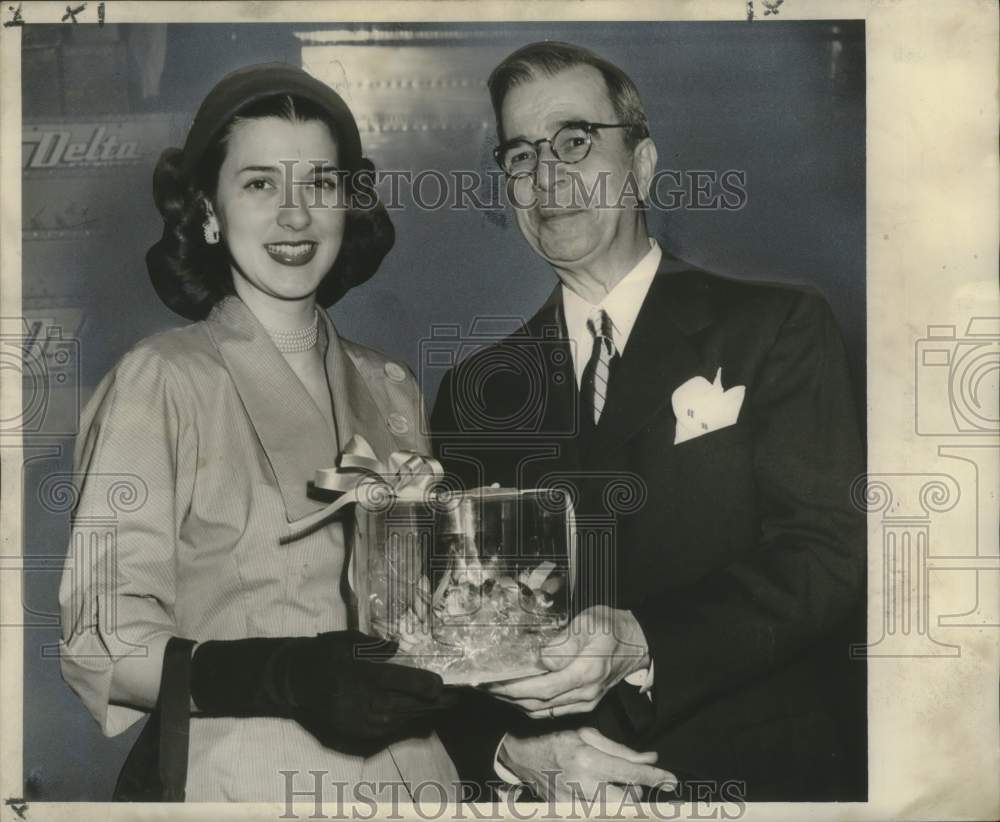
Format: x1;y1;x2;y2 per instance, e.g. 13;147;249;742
190;630;453;749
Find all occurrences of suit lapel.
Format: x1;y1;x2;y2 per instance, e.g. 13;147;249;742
206;297;340;523
523;293;582;483
323;313;401;462
584;266;716;467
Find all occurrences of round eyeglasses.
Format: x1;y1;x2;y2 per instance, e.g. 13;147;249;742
493;122;637;178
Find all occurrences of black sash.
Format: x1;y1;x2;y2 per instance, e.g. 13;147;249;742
113;636;197;802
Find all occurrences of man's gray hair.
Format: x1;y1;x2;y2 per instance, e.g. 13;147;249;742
487;41;651;148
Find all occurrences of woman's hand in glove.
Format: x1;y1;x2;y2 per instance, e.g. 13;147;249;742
190;630;454;748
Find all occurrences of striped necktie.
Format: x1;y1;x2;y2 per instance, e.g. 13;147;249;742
581;308;616;426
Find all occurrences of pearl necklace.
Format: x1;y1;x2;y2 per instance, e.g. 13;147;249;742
264;311;319;353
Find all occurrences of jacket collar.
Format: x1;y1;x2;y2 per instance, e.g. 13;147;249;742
519;295;583;479
205;296;389;523
325;317;402;466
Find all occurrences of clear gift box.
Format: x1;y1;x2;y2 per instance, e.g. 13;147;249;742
355;487;575;684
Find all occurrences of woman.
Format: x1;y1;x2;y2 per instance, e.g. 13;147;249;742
58;63;459;802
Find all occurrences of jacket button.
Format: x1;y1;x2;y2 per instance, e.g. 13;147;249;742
387;413;409;434
384;362;407;383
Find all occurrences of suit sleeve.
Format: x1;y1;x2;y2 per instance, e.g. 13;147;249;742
429;366;523;489
58;346;195;736
631;292;865;730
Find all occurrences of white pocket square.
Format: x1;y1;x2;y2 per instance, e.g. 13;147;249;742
671;367;745;445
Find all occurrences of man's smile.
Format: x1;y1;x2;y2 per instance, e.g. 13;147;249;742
536;206;587;220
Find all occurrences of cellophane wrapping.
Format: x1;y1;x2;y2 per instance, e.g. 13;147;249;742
356;487;574;684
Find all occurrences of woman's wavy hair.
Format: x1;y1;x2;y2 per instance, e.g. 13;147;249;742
147;94;394;321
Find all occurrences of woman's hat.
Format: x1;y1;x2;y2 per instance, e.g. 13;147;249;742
180;62;363;179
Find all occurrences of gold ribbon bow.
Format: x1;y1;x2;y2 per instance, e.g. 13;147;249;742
281;434;444;544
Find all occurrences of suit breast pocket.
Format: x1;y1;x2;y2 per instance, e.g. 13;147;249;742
674;418;751;450
637;417;753;469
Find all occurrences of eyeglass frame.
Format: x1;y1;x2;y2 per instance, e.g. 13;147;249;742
492;121;642;179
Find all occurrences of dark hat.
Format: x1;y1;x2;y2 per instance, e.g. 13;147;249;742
180;62;363;179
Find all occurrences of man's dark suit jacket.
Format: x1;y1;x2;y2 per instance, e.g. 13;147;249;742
430;255;867;802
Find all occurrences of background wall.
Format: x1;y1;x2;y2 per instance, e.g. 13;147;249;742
18;20;865;800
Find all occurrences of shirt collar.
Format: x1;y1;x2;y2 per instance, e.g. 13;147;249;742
562;239;662;379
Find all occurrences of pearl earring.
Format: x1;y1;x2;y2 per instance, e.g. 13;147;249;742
203;219;220;245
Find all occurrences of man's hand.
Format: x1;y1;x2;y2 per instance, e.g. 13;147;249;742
499;727;675;802
485;605;650;717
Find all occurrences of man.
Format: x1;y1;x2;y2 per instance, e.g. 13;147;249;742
432;41;866;803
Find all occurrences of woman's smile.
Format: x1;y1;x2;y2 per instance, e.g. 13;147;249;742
264;241;318;266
